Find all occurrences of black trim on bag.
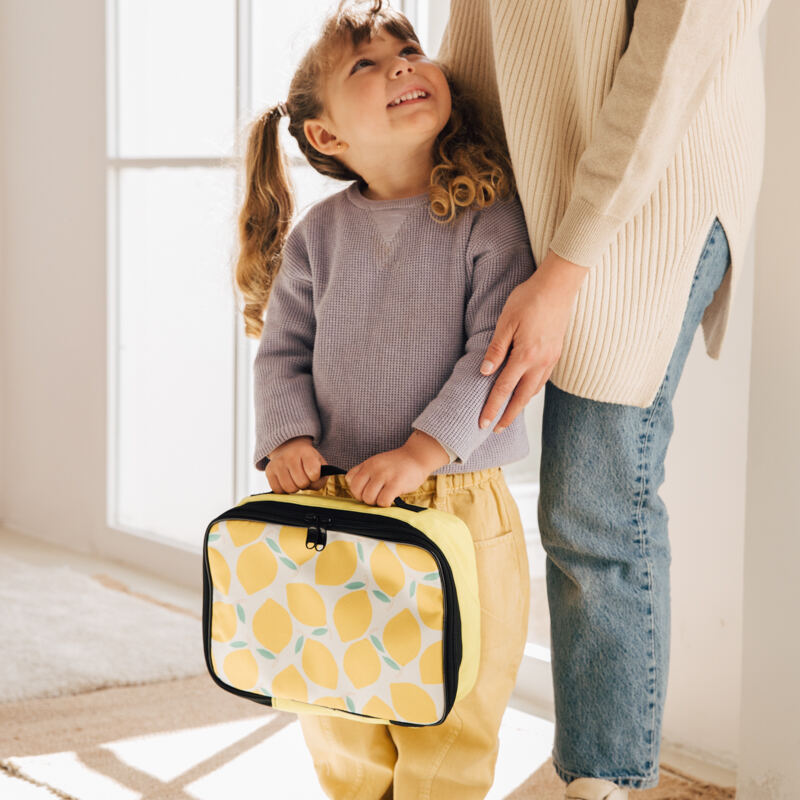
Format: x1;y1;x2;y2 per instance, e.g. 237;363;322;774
202;498;462;727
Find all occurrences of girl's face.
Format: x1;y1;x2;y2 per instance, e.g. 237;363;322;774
304;30;451;180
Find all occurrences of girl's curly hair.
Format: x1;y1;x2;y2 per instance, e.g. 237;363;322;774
234;0;517;339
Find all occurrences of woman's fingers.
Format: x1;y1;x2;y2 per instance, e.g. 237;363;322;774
480;318;515;376
478;349;531;428
493;369;545;431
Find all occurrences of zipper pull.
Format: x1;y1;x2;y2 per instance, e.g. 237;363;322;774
305;513;330;551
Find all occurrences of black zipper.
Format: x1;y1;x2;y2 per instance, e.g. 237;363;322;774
202;498;462;727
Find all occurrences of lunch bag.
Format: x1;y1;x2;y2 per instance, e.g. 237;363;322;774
202;464;481;727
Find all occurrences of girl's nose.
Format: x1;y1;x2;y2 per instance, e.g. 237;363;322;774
391;61;414;78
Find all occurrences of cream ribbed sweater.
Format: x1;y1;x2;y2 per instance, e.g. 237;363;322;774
437;0;770;406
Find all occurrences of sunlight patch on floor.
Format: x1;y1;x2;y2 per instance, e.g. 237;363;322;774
6;750;141;799
487;705;554;799
5;705;554;799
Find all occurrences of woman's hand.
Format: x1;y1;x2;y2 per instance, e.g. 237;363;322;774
479;249;590;432
346;430;451;507
265;436;329;493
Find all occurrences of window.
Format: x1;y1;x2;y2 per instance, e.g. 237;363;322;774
107;2;547;672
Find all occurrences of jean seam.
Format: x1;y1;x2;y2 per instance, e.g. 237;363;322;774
698;218;720;263
551;755;659;789
634;373;669;778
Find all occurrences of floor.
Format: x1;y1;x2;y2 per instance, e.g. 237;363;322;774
0;523;738;792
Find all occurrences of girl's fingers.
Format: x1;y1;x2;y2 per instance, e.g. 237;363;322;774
286;460;308;490
360;475;380;506
277;465;297;493
301;453;322;483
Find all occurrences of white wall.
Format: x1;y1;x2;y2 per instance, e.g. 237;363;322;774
0;0;195;586
0;0;793;786
736;1;800;797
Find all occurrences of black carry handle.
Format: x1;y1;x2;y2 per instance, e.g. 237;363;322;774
262;458;425;512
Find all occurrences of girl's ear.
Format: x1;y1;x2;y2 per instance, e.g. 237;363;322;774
304;118;344;156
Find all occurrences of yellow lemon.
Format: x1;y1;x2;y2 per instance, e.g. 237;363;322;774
417;584;443;630
419;641;443;684
383;609;421;666
334;590;372;642
207;548;231;596
395;543;436;573
279;525;316;566
363;695;395;720
236;542;277;595
344;638;382;689
370;543;405;597
315;541;357;585
252;598;293;653
302;639;338;689
223;649;259;691
228;519;266;547
390;683;438;724
211;602;237;642
271;664;308;702
315;696;347;710
286;583;326;627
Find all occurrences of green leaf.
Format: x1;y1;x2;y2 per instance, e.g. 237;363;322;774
266;538;282;553
409;581;416;597
230;641;248;648
372;590;390;603
382;656;400;670
280;556;298;570
370;635;385;653
357;542;364;561
257;648;276;660
423;572;439;581
207;533;221;542
295;635;305;653
345;581;366;590
312;628;327;636
236;604;245;622
346;696;356;712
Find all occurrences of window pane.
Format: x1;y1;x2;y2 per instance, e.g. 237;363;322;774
250;1;333;114
117;167;237;545
117;0;236;158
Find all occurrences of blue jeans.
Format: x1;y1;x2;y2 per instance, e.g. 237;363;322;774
538;218;731;790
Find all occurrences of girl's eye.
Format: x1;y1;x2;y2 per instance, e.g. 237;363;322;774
350;45;422;73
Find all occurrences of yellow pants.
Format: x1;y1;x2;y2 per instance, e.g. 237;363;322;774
295;466;531;800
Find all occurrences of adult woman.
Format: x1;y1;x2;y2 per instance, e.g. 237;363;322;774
437;1;770;798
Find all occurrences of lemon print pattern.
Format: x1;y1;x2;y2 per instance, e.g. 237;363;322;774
207;517;447;723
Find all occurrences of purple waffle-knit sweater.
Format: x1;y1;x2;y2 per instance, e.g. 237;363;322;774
253;179;536;475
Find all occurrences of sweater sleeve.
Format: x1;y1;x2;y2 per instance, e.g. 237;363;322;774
252;225;321;472
411;241;535;463
547;0;741;268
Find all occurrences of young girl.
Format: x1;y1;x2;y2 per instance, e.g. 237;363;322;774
234;1;534;797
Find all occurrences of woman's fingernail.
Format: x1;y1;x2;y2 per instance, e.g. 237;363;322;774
480;418;489;429
480;360;493;374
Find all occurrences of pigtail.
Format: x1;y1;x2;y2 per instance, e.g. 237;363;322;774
234;104;295;340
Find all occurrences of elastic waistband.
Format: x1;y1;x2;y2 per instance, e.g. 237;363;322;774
321;466;505;498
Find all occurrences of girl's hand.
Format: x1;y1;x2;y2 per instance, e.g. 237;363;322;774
346;430;450;507
265;436;329;493
479;249;590;432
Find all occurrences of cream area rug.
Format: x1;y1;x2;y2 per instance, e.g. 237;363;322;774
0;557;736;798
0;553;206;704
0;673;736;800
